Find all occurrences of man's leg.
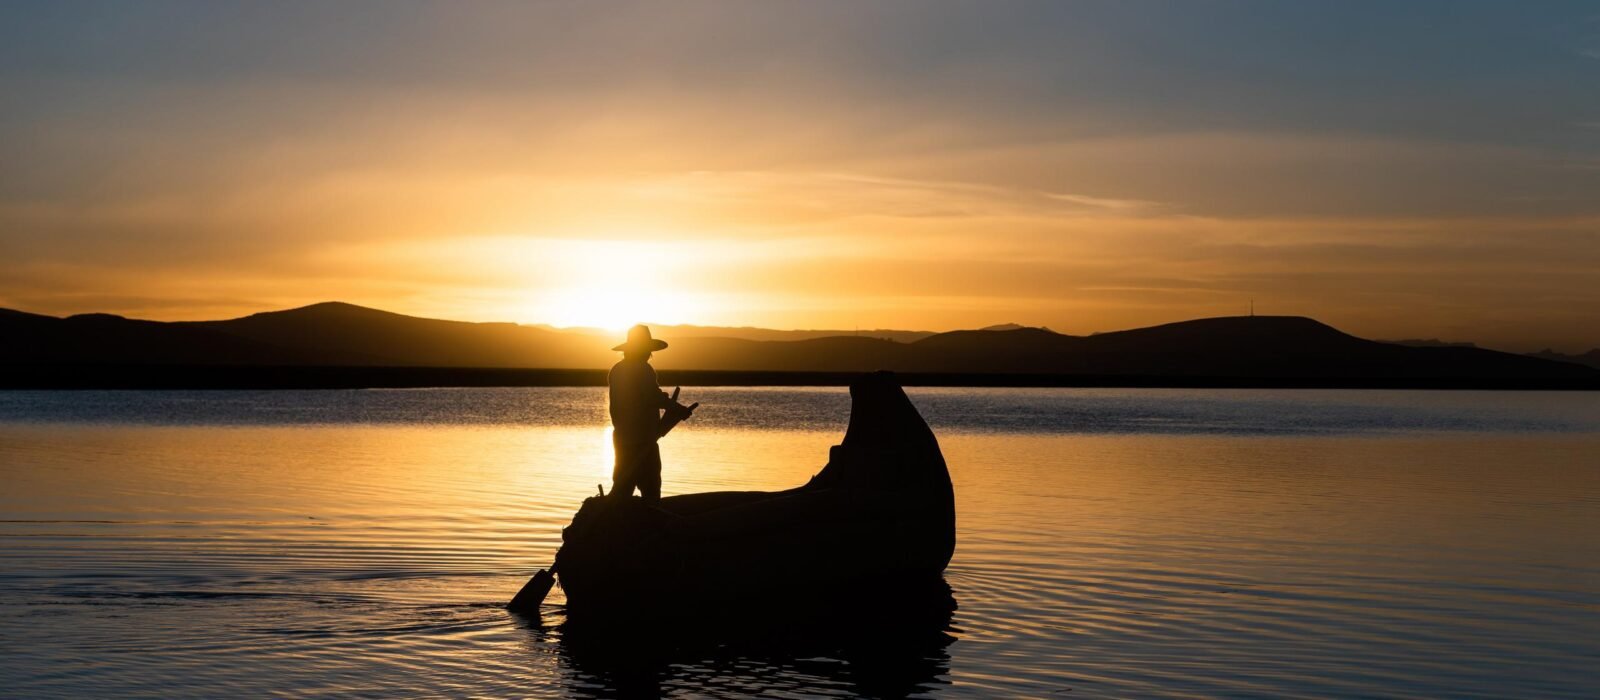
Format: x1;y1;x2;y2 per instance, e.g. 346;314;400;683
638;443;662;504
611;439;638;498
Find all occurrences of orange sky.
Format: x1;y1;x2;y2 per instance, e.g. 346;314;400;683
2;3;1598;351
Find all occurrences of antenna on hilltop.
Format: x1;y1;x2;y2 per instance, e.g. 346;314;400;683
1250;299;1255;317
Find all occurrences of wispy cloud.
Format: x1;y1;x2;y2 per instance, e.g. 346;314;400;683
1042;192;1161;211
628;170;1168;226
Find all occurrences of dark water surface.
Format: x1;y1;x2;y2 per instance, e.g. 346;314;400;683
2;388;1597;697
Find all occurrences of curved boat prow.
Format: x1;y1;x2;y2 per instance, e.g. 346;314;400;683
803;371;956;568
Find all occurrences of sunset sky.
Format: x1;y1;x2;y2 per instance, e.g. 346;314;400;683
2;1;1598;351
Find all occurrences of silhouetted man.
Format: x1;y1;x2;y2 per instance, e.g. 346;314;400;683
609;324;697;503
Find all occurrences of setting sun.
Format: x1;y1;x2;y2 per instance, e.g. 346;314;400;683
530;240;712;330
537;283;708;331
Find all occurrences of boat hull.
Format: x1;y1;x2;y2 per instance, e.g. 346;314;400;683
548;371;956;619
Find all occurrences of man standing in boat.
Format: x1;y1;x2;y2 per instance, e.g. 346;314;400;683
608;324;697;504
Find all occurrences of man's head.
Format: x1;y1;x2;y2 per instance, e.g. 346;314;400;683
613;324;668;360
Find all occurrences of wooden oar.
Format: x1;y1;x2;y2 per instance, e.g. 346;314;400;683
508;566;557;614
506;484;601;614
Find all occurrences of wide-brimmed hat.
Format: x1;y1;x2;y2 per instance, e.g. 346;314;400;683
612;324;669;352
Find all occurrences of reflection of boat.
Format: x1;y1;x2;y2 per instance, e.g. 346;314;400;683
551;579;957;698
538;371;956;620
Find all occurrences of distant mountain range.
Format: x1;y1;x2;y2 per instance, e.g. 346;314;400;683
1380;338;1480;349
1527;348;1600;371
1383;338;1600;370
2;302;1595;385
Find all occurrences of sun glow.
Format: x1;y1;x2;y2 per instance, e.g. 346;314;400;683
539;284;706;331
532;240;711;330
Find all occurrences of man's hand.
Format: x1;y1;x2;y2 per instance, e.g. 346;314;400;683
665;388;697;421
659;387;697;437
665;386;698;421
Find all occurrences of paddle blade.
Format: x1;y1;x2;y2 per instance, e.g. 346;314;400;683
508;568;556;614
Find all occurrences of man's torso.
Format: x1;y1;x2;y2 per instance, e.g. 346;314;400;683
608;358;662;444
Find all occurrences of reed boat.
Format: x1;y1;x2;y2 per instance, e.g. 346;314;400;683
510;371;955;619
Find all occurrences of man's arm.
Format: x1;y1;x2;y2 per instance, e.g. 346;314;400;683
641;364;673;408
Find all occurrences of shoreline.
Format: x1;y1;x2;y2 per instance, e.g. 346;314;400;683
2;365;1597;391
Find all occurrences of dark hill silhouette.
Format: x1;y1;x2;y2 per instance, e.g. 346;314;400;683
1383;338;1478;349
661;316;1591;379
0;307;331;365
183;302;602;368
892;328;1081;373
1054;316;1368;375
1087;316;1366;354
656;336;905;373
977;323;1054;332
1528;348;1600;370
1;303;1594;384
1059;316;1566;378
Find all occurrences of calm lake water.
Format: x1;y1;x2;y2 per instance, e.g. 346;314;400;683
2;387;1597;698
